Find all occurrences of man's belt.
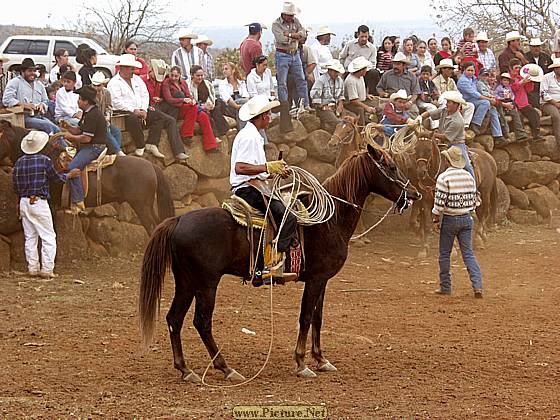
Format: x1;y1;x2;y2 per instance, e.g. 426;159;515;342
276;48;297;55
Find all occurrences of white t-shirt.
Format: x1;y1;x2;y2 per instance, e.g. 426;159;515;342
54;87;79;120
246;68;275;98
230;121;268;188
49;65;82;88
311;43;334;80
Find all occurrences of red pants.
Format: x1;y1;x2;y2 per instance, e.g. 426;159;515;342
179;104;218;151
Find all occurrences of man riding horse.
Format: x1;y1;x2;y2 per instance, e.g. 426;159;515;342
230;95;298;285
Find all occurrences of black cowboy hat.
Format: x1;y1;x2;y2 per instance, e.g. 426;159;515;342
18;58;37;71
75;86;97;104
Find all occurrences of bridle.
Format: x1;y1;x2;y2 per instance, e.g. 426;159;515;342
415;137;441;197
330;121;357;147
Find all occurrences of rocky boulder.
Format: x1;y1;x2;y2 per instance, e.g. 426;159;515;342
0;170;20;235
299;113;322;132
114;202;141;225
299;158;336;183
475;135;494;153
495;178;510;223
507;208;538;225
267;120;308;144
87;217;149;257
286;146;308;165
530;136;560;161
54;211;89;262
504;143;531;162
195;192;220;208
501;161;560;188
525;186;560;219
301;130;337;163
91;204;117;218
264;143;279;161
185;138;230;178
507;185;530;209
195;177;231;201
164;164;198;200
8;230;25;264
0;237;10;271
491;149;510;175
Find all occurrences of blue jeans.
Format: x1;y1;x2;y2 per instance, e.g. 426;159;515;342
105;124;122;154
470;99;502;137
275;51;308;105
24;115;60;134
438;214;483;292
67;146;104;204
58;116;81;126
452;143;475;180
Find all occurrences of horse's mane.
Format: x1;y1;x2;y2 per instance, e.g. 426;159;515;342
323;151;372;205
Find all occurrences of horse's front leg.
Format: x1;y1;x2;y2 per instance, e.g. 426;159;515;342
311;287;337;373
294;281;325;378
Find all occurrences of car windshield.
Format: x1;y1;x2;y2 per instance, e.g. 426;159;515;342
75;38;108;55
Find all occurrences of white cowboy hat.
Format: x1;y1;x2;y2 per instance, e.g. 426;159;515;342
0;54;9;63
549;58;560;69
392;51;410;64
441;90;467;105
178;31;197;40
389;89;411;102
529;37;544;46
91;70;109;86
435;58;455;70
21;131;49;155
520;63;544;82
150;59;169;82
500;72;512;80
194;35;213;46
348;56;372;73
117;54;142;69
322;59;344;74
281;1;300;15
239;95;281;122
316;26;336;37
475;32;490;42
505;31;525;42
442;146;467;169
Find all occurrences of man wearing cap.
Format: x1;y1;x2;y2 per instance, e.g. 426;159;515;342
498;31;528;73
433;59;475;127
377;52;422;117
476;32;497;73
309;59;345;132
2;58;60;134
195;35;215;81
55;71;81;126
230;95;297;285
432;145;483;299
12;131;80;278
340;25;379;95
344;57;376;125
310;26;335;80
171;32;203;79
240;23;266;76
272;2;309;132
541;58;560;145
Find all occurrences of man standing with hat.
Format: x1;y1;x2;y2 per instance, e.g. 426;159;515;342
476;32;497;73
194;35;215;81
344;56;376;125
272;2;309;133
309;59;345;132
240;23;266;76
310;26;335;80
12;131;80;278
171;31;203;79
340;25;379;95
541;58;560;146
432;145;483;298
230;95;298;285
2;58;60;134
498;31;529;73
525;37;553;108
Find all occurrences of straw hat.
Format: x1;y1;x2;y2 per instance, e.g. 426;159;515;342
549;58;560;69
441;90;466;105
194;35;213;46
316;26;336;37
21;131;49;155
348;56;372;73
0;54;9;63
178;31;197;40
442;146;467;169
117;54;142;69
500;72;512;80
392;51;410;64
505;31;524;42
520;63;544;82
435;58;455;71
281;1;300;15
389;89;411;102
150;59;169;82
91;71;109;86
323;59;344;74
435;58;455;70
475;32;490;42
529;37;544;46
239;95;281;121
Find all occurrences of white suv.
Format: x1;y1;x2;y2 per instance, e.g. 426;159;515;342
0;35;120;78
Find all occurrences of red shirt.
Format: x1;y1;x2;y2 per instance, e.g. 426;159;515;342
161;78;193;108
511;74;533;109
142;75;163;107
240;37;263;76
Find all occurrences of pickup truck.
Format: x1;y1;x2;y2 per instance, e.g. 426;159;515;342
0;35;120;78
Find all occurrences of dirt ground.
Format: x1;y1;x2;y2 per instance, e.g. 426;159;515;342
1;223;559;419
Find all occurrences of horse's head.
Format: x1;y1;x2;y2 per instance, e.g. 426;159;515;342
328;115;357;148
414;138;437;180
365;144;421;212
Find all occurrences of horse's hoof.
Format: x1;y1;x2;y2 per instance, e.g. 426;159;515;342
317;361;337;372
225;369;246;382
297;367;317;378
182;371;201;383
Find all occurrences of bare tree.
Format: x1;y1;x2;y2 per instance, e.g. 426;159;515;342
431;0;560;47
80;0;187;54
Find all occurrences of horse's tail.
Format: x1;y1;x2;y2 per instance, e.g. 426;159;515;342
138;216;179;346
154;164;175;222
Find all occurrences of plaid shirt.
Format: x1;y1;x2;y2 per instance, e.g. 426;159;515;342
310;73;345;106
478;49;497;71
12;154;66;199
201;52;215;81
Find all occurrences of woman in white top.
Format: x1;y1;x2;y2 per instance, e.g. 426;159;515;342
218;62;249;129
416;40;435;72
49;48;82;87
246;55;275;98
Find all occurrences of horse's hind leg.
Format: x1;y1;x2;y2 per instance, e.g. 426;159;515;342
129;199;157;234
193;286;245;382
166;268;198;382
311;287;337;373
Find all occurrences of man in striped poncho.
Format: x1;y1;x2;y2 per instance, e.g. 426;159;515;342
432;146;483;298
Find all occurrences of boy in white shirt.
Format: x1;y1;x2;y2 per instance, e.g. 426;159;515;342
54;71;82;125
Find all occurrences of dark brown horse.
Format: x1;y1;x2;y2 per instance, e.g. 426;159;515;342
0;121;174;233
138;145;421;382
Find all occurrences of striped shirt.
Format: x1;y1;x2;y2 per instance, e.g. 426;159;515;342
432;167;477;216
310;73;344;106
